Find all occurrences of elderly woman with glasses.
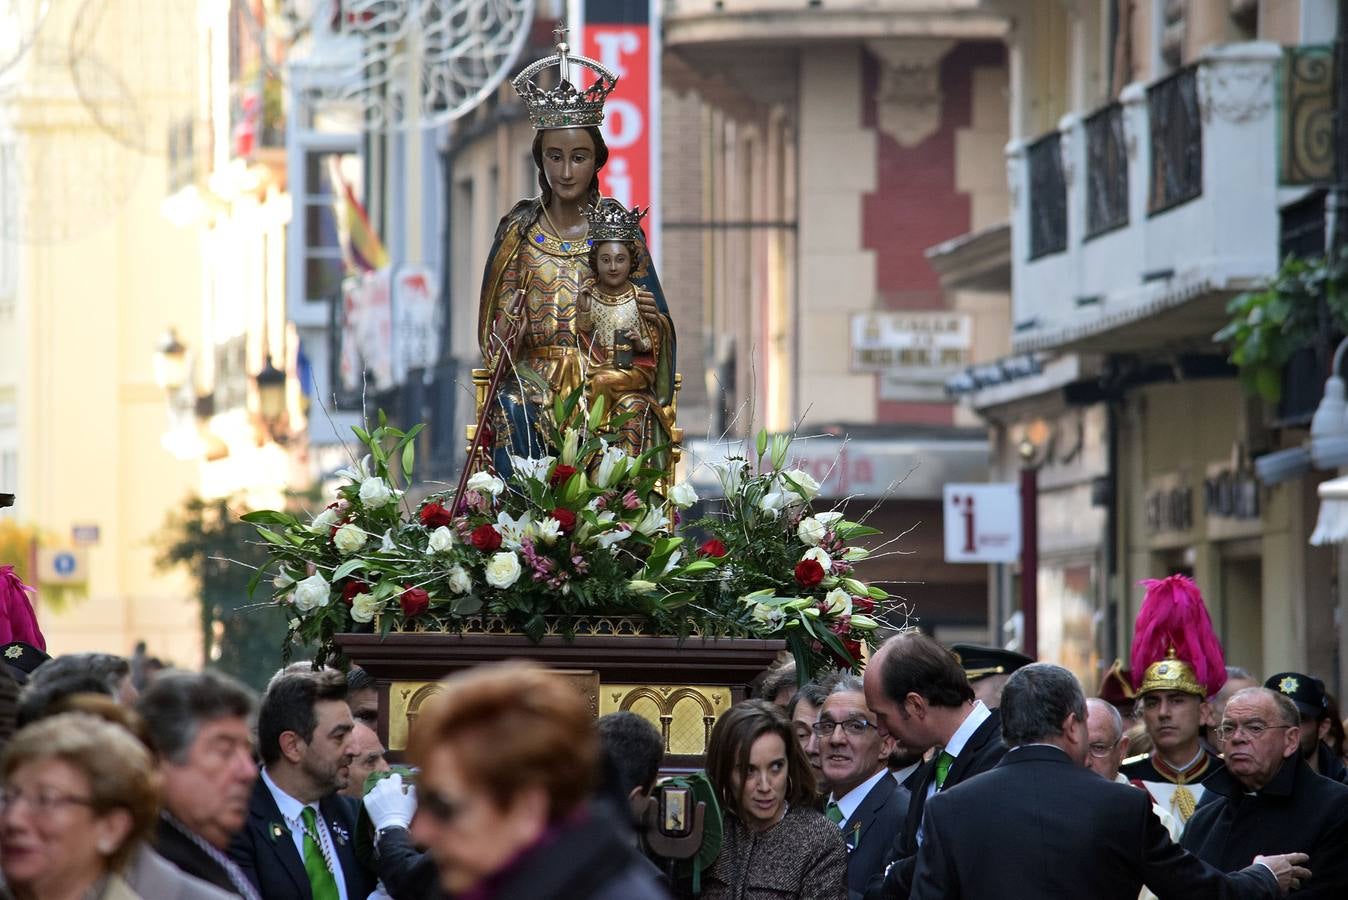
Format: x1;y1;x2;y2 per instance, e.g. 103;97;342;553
406;662;667;900
701;700;847;900
0;712;159;899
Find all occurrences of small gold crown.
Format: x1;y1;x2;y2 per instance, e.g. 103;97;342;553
1137;648;1206;698
586;202;648;243
512;33;618;130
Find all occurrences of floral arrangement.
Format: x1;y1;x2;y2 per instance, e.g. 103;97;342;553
243;401;898;675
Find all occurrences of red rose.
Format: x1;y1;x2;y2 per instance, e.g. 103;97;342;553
698;538;728;558
340;580;368;607
550;464;578;487
853;596;875;614
399;586;430;618
470;524;503;552
551;508;577;533
419;501;453;528
794;559;825;588
832;639;864;668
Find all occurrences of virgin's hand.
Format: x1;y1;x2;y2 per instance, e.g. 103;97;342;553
636;293;662;324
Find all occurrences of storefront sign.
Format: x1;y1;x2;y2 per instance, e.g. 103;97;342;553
851;312;972;373
584;1;661;260
943;483;1021;563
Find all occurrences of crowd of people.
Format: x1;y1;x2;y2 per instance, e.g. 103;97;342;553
0;635;1339;899
0;576;1346;898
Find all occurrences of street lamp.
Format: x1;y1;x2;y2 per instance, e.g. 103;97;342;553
153;328;189;392
1310;336;1348;469
255;356;287;426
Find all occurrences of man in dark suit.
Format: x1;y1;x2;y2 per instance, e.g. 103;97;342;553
138;670;264;898
1183;686;1348;897
862;632;1007;898
229;668;374;900
816;674;910;899
909;663;1311;900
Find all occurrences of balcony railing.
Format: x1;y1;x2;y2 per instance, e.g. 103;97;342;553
1027;132;1067;260
1084;102;1128;239
1147;65;1203;215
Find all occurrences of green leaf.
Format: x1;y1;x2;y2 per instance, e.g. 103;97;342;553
331;559;365;582
835;522;882;540
241;510;299;527
677;559;718;575
256;528;290;547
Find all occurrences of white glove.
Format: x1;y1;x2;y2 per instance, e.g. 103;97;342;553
363;772;417;831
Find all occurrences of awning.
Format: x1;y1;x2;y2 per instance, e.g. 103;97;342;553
1310;475;1348;545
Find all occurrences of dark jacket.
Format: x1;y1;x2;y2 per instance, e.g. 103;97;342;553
909;745;1279;900
866;707;1006;899
227;777;374;900
1182;754;1348;898
1314;741;1348;784
836;775;909;900
702;805;848;900
155;818;247;896
445;807;668;900
369;825;437;900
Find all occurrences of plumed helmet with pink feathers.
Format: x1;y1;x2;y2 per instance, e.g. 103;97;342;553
1130;574;1226;698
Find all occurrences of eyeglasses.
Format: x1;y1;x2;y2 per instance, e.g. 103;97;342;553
417;788;463;824
1088;739;1120;758
811;718;877;737
1212;720;1298;741
0;787;96;814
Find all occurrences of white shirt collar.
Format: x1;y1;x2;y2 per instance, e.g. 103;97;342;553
260;766;319;824
829;768;889;826
891;761;921;786
944;700;991;760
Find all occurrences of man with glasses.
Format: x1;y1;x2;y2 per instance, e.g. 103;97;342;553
1264;671;1348;784
1086;698;1180;842
1182;687;1348;897
817;675;908;900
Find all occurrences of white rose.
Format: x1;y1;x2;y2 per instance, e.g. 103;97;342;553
309;507;340;533
447;565;472;594
797;516;827;546
349;592;380;624
359;476;393;508
668;482;699;509
485;551;522;589
467;471;505;496
293;574;331;612
427;526;456;554
801;546;833;572
782;469;822;500
333;523;367;556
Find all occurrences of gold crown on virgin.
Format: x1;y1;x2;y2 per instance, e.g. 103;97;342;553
585;203;648;243
512;32;618;130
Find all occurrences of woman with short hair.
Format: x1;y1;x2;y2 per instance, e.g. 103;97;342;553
702;700;847;900
0;712;159;899
407;662;667;899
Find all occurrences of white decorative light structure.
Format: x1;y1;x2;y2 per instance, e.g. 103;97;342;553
308;0;537;131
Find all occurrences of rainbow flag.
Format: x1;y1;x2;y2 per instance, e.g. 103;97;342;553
331;160;389;273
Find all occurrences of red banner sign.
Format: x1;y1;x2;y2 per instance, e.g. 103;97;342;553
584;21;652;218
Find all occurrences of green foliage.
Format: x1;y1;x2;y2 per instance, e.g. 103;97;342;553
1215;249;1348;402
155;495;292;691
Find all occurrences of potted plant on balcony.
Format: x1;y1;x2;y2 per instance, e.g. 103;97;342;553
1215;248;1348;403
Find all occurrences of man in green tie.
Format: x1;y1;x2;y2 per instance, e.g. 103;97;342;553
861;632;1010;899
816;674;909;900
229;668;375;900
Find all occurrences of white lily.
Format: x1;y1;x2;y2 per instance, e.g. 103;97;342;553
509;454;555;483
823;587;853;616
633;506;668;536
801;546;833;573
594;444;629;489
496;510;533;550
